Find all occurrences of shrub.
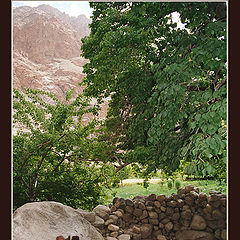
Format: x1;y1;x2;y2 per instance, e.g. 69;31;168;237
175;180;181;190
167;180;173;189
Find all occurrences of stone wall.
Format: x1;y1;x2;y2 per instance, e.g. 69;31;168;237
82;184;226;240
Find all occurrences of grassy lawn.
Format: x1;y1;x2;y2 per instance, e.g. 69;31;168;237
103;179;227;205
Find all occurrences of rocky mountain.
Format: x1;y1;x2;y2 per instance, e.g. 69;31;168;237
12;5;107;125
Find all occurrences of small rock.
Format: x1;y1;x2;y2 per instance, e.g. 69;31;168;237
125;198;134;206
148;211;158;219
140;224;153;238
154;201;161;208
122;213;132;222
190;191;199;199
138;202;146;210
160;206;166;212
185;184;194;193
139;210;148;219
112;211;123;218
93;205;110;220
132;226;141;233
167;200;177;208
198;192;207;201
147;194;157;201
149;218;159;225
165;222;173;232
108;224;120;232
157;235;167;240
181;209;192;220
157;195;166;202
93;216;105;227
106;237;117;240
117;234;131;240
185;196;194;206
110;232;119;238
125;206;134;213
133;208;143;217
105;219;114;225
109;214;119;223
212;209;223;220
190;214;207;230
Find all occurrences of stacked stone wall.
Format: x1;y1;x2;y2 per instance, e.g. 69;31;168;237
84;184;226;240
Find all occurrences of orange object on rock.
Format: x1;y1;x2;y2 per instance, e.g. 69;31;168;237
56;236;65;240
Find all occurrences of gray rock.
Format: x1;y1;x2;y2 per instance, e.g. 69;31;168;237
108;224;120;232
93;205;110;220
13;201;104;240
93;215;105;228
76;209;96;223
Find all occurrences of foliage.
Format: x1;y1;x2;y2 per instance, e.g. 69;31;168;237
81;2;227;179
175;180;181;190
167;180;173;190
13;88;111;210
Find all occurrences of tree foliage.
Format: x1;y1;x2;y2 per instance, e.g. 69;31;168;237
81;2;227;178
13;88;112;210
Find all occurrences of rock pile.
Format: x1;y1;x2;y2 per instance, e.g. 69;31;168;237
83;185;226;240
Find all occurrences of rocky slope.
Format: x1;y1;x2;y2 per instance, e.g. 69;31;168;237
13;5;108;124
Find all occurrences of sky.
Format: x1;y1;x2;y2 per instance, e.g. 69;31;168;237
12;1;93;19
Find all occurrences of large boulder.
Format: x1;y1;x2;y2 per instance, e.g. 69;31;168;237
13;201;104;240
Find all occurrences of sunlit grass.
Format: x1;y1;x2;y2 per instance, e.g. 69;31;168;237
103;179;227;206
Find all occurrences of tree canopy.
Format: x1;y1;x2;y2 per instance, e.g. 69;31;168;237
81;2;227;178
13;88;114;210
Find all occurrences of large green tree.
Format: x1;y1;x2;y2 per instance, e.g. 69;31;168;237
81;2;227;178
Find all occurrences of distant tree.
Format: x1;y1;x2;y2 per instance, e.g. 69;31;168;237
81;2;227;179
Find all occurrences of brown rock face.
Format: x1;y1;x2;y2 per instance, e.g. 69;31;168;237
13;5;108;128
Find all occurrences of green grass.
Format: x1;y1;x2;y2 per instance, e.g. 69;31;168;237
103;179;227;206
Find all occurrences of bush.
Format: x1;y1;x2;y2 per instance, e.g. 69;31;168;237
167;180;173;189
175;180;181;190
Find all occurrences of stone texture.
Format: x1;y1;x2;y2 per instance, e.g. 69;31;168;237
13;201;104;240
157;235;167;240
76;209;96;223
165;222;173;232
93;216;105;228
108;224;119;232
52;185;226;240
117;234;131;240
140;224;153;238
175;230;214;240
190;214;207;230
148;211;158;219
